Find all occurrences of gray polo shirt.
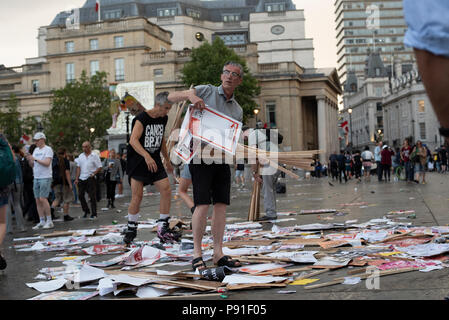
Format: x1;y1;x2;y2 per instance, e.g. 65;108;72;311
194;84;243;122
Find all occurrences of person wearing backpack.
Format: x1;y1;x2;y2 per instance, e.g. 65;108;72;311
51;148;74;221
25;132;54;230
0;132;16;270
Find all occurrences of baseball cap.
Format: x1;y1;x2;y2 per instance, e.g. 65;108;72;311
382;145;388;149
33;132;46;140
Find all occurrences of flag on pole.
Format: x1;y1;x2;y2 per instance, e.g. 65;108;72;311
95;0;101;21
20;134;31;145
340;120;349;133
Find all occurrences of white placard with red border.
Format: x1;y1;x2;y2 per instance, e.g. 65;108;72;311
190;106;242;155
174;105;242;163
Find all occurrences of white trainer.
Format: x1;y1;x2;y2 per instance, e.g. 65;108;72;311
43;221;54;229
32;221;45;230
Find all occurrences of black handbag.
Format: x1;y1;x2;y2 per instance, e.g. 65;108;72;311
276;182;286;194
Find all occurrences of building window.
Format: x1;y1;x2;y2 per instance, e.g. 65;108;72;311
115;58;124;81
32;80;39;93
114;36;124;48
377;116;383;127
105;10;122;19
265;3;285;12
66;63;75;83
419;122;426;139
90;60;99;76
223;14;240;22
266;102;276;128
158;8;177;17
376;102;382;111
186;8;201;19
90;39;99;50
153;69;163;77
418;100;425;113
216;34;246;45
65;41;74;53
375;87;382;96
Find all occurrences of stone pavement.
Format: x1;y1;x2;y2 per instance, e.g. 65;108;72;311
1;171;449;300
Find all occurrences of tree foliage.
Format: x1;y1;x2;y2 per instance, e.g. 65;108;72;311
181;37;260;123
0;94;38;145
43;71;111;152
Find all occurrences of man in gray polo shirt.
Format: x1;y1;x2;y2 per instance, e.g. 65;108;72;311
168;61;243;272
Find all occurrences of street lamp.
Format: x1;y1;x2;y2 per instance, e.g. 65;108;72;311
35;116;43;132
90;127;95;141
348;108;353;147
377;129;382;142
253;107;260;124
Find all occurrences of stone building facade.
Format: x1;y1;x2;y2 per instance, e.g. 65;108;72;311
0;0;341;157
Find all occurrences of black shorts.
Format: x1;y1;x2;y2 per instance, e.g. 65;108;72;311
128;158;167;186
189;163;231;206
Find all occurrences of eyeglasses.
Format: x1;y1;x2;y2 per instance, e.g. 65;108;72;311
223;69;241;78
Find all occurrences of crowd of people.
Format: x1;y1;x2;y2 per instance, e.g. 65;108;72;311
320;139;449;184
0;130;133;269
1;135;129;232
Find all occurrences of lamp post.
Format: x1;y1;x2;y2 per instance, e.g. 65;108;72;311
377;129;382;142
348;108;353;147
253;107;260;125
89;127;95;142
35;116;43;132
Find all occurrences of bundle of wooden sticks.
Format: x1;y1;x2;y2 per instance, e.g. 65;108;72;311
166;99;322;221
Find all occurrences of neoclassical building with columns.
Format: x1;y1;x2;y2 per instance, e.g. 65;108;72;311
0;0;341;158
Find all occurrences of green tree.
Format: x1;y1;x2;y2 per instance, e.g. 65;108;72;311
0;94;22;144
181;37;260;123
43;71;112;152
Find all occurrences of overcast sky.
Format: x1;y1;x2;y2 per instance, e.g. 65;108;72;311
0;0;337;69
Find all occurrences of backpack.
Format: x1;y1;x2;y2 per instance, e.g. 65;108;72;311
276;182;286;194
0;138;16;188
52;154;63;186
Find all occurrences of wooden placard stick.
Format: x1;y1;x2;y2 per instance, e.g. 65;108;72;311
117;293;222;300
334;267;419;281
305;267;419;290
166;84;194;154
295;268;331;281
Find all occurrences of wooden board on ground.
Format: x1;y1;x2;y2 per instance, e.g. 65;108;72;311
118;293;222;300
226;283;287;291
41;231;77;238
105;270;222;291
281;238;326;246
223;240;275;248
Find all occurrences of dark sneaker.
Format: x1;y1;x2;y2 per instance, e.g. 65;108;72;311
123;221;138;245
89;215;97;220
157;218;182;244
0;252;6;271
82;212;89;219
64;215;74;221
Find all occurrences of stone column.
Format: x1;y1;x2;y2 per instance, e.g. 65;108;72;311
317;96;327;163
